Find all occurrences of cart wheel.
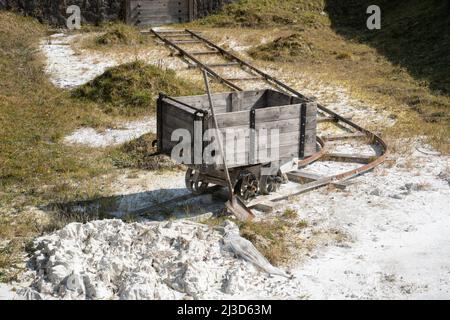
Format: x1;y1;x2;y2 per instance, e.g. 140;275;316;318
234;171;259;201
260;172;283;195
185;168;208;195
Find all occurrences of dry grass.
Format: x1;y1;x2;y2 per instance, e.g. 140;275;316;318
0;210;52;281
72;22;154;56
109;133;184;171
203;214;306;266
238;218;296;266
195;0;327;28
202;213;347;267
95;23;146;46
281;208;298;219
0;12;116;207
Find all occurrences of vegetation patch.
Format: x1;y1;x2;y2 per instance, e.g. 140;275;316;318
281;208;298;219
203;215;304;266
0;12;124;278
0;12;115;207
72;61;203;116
326;0;449;96
249;33;318;62
197;0;328;28
95;23;146;46
109;133;184;171
238;219;295;265
0;211;52;282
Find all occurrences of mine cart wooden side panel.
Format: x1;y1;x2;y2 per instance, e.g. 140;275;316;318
175;90;267;113
157;96;200;163
157;90;317;169
210;102;317;167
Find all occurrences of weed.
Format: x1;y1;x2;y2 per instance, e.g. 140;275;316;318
282;208;298;219
297;220;308;228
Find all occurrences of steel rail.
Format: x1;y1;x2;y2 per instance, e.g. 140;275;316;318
150;29;242;91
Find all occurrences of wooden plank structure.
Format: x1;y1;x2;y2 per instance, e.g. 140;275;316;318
157;90;317;168
125;0;196;26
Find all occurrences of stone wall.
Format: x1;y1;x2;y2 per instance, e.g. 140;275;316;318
0;0;234;26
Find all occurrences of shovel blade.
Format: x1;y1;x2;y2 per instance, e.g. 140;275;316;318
225;197;255;221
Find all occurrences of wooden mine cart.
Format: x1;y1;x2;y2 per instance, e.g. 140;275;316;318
156;89;317;200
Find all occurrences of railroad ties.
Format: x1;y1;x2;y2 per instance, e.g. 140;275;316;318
139;28;388;214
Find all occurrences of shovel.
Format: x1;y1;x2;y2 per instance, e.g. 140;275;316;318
202;70;255;221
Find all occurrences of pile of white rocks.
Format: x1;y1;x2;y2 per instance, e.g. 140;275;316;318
18;219;295;300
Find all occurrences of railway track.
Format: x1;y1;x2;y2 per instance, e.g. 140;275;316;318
140;28;388;214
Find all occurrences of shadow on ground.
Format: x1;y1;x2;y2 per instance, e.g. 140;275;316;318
325;0;449;96
44;187;222;222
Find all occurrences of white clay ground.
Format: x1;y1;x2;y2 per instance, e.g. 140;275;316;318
1;31;448;300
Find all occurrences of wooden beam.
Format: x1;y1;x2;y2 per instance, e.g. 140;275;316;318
322;132;367;141
322;153;376;164
162;34;192;38
188;62;241;69
207;62;240;67
225;77;262;81
287;171;348;190
154;29;187;33
188;0;195;21
190;50;219;55
172;40;203;44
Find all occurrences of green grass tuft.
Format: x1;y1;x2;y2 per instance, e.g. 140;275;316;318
72;61;203;116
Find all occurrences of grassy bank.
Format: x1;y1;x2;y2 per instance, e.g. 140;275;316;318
197;0;449;153
0;12;118;280
197;0;327;28
0;12;115;208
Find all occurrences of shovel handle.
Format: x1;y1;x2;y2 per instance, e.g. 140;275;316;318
202;70;234;200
